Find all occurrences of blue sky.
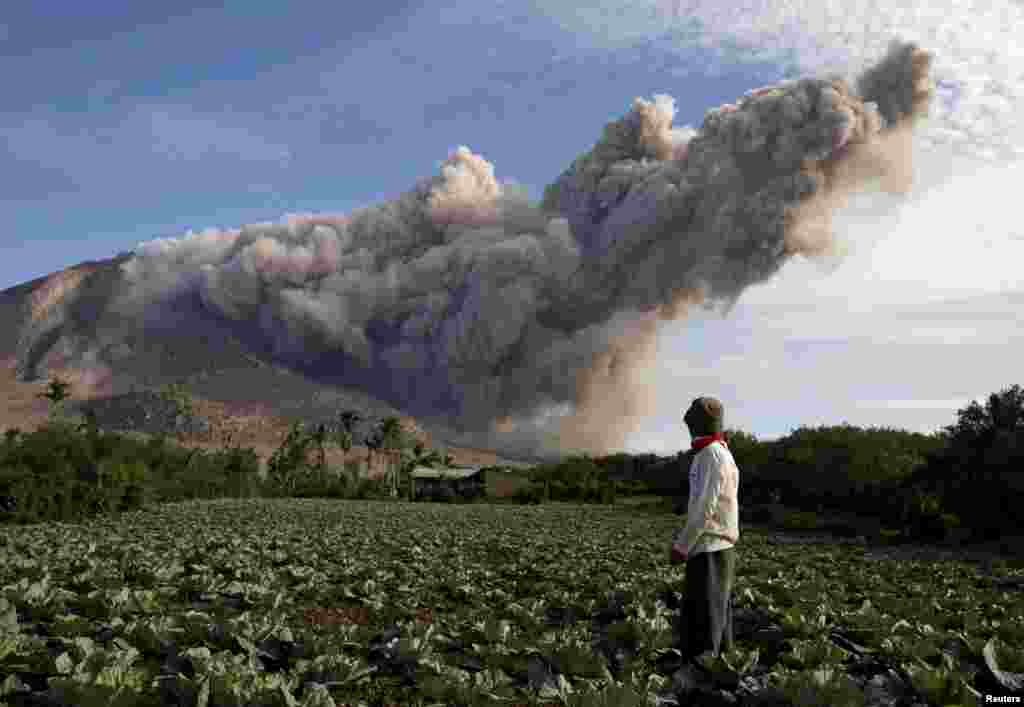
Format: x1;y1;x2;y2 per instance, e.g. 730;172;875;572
3;1;1022;452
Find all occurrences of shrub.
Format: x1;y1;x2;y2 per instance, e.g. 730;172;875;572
878;527;905;545
820;519;863;538
351;476;390;500
900;489;962;541
510;485;544;505
320;460;361;499
915;511;962;542
213;447;262;498
779;510;821;531
747;506;776;525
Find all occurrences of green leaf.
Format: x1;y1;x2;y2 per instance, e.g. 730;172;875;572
55;651;75;674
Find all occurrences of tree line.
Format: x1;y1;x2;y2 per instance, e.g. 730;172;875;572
6;377;1023;546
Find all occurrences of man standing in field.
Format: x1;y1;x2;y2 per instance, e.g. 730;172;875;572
670;396;740;663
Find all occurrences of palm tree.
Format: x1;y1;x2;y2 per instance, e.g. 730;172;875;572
408;441;444;469
365;430;383;482
332;409;363;490
402;441;444;500
335;410;362;457
311;423;328;485
376;416;410;497
38;375;73;423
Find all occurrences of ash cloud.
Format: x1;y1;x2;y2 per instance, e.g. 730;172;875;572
113;40;934;459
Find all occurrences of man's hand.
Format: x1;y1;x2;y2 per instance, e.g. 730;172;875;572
669;543;688;565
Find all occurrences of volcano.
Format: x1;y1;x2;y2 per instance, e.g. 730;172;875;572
0;253;538;470
2;40;934;464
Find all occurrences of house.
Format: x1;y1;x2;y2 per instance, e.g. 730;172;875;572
409;466;485;500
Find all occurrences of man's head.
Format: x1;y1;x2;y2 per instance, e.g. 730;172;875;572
683;397;724;438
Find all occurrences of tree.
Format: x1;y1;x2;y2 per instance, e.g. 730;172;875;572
375;416;413;497
897;384;1024;537
266;421;314;496
400;441;444;500
77;410;102;456
335;410;362;457
157;383;197;443
939;385;1024;486
405;441;444;470
38;376;73;422
311;423;328;482
365;431;382;481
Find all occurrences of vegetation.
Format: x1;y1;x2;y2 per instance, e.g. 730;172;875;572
1;378;1023;703
1;497;1021;706
4;377;1023;546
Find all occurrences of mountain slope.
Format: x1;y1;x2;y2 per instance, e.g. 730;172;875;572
0;254;540;470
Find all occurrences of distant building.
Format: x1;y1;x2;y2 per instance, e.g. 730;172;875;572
409;466;484;500
408;465;538;500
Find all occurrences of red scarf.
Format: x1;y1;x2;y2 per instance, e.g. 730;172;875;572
691;433;727;452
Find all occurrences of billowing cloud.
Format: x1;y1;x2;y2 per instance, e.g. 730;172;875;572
113;41;934;459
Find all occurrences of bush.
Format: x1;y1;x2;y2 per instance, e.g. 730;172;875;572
351;476;390;500
746;506;776;525
877;527;906;545
900;490;962;541
778;510;821;532
915;510;962;542
820;519;863;538
510;485;544;505
319;461;362;499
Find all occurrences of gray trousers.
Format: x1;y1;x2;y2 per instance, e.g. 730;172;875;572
676;547;736;660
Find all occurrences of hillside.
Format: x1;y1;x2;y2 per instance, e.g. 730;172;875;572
0;254;541;472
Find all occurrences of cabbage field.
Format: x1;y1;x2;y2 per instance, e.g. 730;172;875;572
2;498;1023;706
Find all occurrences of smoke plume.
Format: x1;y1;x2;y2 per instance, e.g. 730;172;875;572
113;40;934;459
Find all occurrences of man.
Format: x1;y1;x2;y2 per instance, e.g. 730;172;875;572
670;396;740;663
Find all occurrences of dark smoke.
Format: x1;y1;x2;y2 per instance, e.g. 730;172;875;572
111;40;934;459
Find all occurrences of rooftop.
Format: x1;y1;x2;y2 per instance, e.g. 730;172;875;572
410;466;482;479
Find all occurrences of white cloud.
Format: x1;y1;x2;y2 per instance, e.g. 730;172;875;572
628;277;1023;450
860;398;984;411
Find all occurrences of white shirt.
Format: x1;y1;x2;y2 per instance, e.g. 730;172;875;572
672;440;740;557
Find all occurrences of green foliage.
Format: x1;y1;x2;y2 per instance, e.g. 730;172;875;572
365;415;418;498
35;375;77;428
754;423;943;506
156;382;196;420
523;454;621;504
778;510;823;532
4;381;1022;543
775;667;868;707
906;384;1024;535
264;421;315;496
899;490;962;542
37;375;73;408
333;409;361;455
2;499;1020;705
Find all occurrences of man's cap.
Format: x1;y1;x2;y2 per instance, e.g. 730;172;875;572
683;396;724;436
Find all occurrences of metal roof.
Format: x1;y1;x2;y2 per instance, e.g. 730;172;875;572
410;466;481;479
